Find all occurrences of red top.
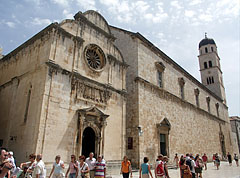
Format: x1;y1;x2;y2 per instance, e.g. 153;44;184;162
212;155;215;160
202;155;208;162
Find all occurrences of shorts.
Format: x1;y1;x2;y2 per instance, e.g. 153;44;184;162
195;167;202;173
142;174;149;178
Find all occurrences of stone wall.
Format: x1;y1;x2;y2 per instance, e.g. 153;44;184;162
0;28;52;163
137;79;232;166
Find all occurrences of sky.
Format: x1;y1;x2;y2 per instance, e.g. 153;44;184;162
0;0;239;116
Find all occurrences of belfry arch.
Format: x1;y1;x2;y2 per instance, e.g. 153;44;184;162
75;106;109;157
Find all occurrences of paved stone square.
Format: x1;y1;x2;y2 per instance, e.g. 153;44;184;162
109;161;240;178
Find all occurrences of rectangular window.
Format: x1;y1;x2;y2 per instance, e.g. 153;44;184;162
128;137;133;149
196;95;199;107
160;134;167;156
180;86;184;100
204;62;208;69
209;61;212;67
158;71;163;88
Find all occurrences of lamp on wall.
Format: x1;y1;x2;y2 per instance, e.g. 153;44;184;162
137;126;143;136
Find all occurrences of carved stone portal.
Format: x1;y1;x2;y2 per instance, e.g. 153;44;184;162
76;106;109;157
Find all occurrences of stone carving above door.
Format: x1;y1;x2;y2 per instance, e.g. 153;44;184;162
72;78;112;105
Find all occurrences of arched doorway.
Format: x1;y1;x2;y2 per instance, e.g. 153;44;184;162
82;127;95;157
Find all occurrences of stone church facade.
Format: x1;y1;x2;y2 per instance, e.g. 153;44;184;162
0;10;233;168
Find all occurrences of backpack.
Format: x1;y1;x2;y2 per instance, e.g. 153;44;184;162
186;159;192;171
156;161;164;176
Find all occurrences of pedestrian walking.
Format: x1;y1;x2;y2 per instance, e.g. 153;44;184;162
201;153;208;170
194;155;203;178
212;154;215;166
85;153;95;178
163;156;170;178
215;153;220;170
94;155;106;178
179;158;192;178
78;156;89;178
155;155;164;178
139;157;153;178
173;154;179;169
233;153;239;167
32;154;46;178
227;152;232;166
65;155;79;178
185;154;195;178
120;156;132;178
49;155;65;178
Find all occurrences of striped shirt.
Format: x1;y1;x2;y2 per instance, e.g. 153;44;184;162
95;161;106;177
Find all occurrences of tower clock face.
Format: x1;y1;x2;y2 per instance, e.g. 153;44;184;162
84;44;106;71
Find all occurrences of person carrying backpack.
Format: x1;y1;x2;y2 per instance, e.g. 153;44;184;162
185;154;195;178
155;155;165;178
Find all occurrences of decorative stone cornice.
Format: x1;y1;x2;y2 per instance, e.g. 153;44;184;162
45;60;127;97
135;76;226;124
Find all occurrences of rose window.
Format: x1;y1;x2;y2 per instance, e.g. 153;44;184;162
84;44;106;71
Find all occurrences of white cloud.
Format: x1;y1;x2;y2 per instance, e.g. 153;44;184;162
99;0;134;24
99;0;119;6
185;10;195;17
199;14;213;22
76;0;96;10
189;0;202;6
144;13;168;24
51;0;69;7
63;9;73;19
216;0;239;17
170;1;182;9
156;2;165;13
31;18;52;26
133;1;150;13
6;22;15;28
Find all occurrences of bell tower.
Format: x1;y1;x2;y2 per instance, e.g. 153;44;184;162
198;33;226;104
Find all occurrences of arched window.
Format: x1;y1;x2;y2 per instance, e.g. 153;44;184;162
207;78;209;84
205;47;208;53
212;77;214;83
155;62;165;88
211;46;214;52
178;78;185;100
209;77;212;84
204;62;208;69
209;61;212;67
194;88;200;107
